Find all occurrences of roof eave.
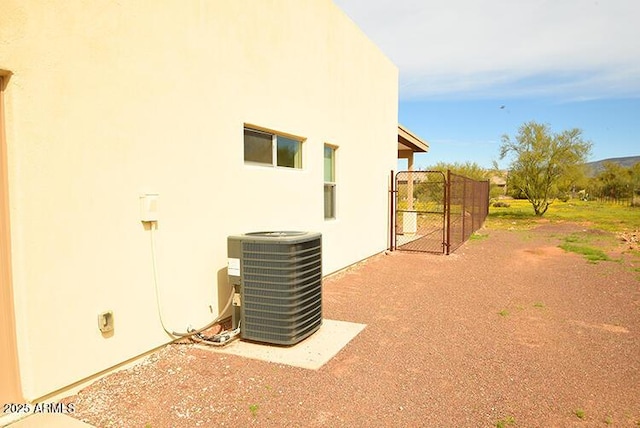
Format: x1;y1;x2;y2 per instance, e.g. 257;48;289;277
398;124;429;153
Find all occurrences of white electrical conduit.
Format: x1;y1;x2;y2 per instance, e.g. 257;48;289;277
149;222;235;339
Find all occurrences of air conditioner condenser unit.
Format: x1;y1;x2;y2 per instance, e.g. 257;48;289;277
227;231;322;346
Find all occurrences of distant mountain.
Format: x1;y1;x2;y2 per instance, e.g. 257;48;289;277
585;155;640;175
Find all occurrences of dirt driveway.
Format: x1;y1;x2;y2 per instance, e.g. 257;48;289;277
64;223;640;427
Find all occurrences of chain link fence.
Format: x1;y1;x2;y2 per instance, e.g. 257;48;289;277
446;172;490;254
391;170;489;254
394;171;446;253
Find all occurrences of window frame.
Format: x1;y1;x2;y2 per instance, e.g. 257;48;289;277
243;126;303;169
324;144;337;220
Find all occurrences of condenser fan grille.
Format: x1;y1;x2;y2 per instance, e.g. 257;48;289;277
228;232;322;346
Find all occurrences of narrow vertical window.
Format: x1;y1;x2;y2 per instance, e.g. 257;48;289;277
324;145;336;219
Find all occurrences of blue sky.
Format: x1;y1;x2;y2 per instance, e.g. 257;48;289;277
333;0;640;170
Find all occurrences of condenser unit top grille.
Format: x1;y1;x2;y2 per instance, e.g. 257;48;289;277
246;231;307;237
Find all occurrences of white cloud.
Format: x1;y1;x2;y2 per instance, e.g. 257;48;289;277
334;0;640;100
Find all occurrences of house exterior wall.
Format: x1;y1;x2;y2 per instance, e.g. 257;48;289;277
1;72;23;404
0;0;398;400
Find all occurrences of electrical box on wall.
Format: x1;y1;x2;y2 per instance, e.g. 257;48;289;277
139;193;159;222
98;310;114;333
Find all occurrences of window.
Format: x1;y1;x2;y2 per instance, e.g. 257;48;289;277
324;145;336;219
244;127;302;168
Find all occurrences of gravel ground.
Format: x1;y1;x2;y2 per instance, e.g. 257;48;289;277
62;223;640;427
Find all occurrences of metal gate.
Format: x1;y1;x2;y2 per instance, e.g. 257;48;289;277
392;170;447;253
390;170;489;254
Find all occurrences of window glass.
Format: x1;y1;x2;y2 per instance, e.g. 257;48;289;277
324;184;335;219
324;146;334;182
244;127;302;169
277;136;302;168
244;129;273;164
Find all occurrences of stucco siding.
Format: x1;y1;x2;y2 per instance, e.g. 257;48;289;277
0;0;398;399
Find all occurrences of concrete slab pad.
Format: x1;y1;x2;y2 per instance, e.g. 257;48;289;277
200;319;366;370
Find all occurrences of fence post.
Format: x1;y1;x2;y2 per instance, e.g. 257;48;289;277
485;180;490;218
445;170;451;255
462;176;467;243
389;170;395;252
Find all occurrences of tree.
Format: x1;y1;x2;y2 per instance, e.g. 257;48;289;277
499;121;592;216
632;163;640;199
417;161;490;203
589;161;640;201
591;162;633;199
423;161;489;181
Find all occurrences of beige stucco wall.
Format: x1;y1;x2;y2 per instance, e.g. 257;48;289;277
1;72;23;404
0;0;398;400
